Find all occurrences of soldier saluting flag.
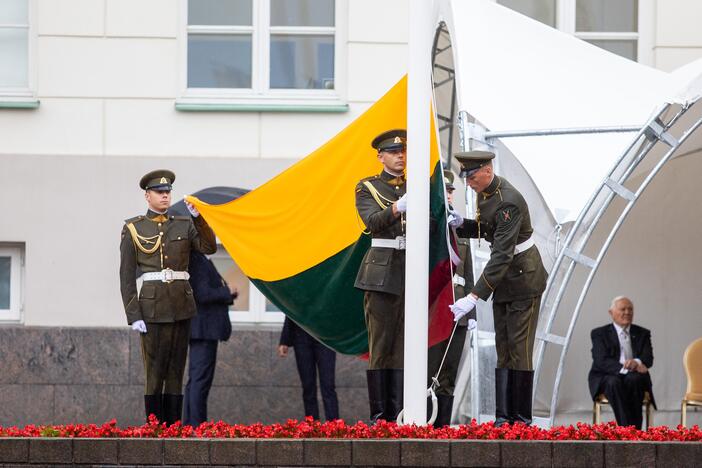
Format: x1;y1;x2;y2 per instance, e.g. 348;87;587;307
119;169;217;424
448;152;547;426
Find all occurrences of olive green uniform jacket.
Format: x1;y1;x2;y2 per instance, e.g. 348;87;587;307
354;171;406;295
457;176;547;303
119;210;217;324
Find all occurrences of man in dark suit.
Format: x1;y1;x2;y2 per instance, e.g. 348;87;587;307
183;250;236;427
278;317;339;421
588;296;655;429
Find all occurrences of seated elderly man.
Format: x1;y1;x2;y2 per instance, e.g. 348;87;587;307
588;296;656;429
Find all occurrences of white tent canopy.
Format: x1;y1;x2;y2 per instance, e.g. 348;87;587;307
429;0;702;426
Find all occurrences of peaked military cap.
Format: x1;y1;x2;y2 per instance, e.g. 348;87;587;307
454;151;495;177
371;129;407;152
443;170;456;190
139;169;176;191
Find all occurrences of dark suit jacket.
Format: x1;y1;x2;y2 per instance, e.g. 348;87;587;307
588;323;656;408
188;251;233;341
279;316;317;347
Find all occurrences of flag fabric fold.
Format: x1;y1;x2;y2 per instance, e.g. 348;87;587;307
187;76;456;355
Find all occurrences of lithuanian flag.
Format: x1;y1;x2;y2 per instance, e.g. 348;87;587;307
187;76;456;355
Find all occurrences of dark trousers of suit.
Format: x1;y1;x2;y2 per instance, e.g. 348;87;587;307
294;340;339;421
600;372;648;429
183;339;218;427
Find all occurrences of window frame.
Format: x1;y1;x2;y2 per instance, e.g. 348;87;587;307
496;0;653;66
0;0;37;106
0;244;24;323
209;244;285;325
178;0;347;109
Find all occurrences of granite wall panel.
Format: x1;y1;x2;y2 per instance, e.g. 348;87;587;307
0;326;368;426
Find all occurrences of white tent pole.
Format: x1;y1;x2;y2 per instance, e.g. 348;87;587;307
403;0;432;425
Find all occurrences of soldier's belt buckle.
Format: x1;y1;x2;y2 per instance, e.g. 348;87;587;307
397;236;406;250
162;268;174;283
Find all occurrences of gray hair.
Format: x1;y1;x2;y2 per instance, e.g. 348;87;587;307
610;295;632;309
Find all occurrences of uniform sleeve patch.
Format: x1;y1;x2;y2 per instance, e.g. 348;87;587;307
500;208;514;223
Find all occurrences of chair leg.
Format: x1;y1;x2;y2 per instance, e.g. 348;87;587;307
644;402;652;430
681;401;687;428
593;401;600;425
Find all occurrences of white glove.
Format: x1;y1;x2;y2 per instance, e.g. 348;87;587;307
185;200;200;217
131;320;147;333
450;295;477;322
447;209;464;228
396;194;407;213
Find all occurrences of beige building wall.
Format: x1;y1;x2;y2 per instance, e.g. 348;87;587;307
654;0;702;71
1;0;702;329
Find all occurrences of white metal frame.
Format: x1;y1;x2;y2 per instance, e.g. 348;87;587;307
0;245;24;322
178;0;347;107
0;0;36;101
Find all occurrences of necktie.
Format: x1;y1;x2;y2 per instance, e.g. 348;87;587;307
621;329;633;361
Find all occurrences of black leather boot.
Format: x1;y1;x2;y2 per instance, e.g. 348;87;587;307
162;394;184;426
366;369;387;423
494;368;511;427
144;394;163;423
433;394;454;428
385;369;404;423
510;369;534;425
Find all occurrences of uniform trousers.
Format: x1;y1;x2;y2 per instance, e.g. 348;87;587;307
183;339;218;427
141;319;191;394
600;372;648;429
493;296;540;370
364;291;405;369
293;339;339;420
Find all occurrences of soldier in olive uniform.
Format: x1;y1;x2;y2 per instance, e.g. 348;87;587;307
427;170;474;427
355;129;408;423
119;170;217;424
448;152;547;426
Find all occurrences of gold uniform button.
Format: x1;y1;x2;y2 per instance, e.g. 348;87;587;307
178;236;182;240
159;232;163;236
158;223;162;227
164;255;169;259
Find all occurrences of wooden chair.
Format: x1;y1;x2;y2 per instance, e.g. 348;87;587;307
681;337;702;427
593;391;653;430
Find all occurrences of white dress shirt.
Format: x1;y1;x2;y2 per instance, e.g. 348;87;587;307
613;322;641;374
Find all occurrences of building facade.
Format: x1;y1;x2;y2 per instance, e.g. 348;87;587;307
1;0;701;426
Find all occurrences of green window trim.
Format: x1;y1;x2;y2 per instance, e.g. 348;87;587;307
175;102;348;113
0;100;40;109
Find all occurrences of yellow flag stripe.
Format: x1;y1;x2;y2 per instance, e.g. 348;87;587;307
187;76;440;281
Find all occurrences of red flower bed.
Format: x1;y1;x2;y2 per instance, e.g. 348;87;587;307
1;416;700;441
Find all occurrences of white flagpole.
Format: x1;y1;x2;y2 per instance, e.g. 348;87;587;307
403;0;432;425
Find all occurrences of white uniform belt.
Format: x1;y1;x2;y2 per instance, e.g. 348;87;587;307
142;269;190;282
514;238;535;255
452;274;466;287
371;236;406;250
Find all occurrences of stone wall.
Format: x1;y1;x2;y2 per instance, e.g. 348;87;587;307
0;437;700;467
0;327;368;427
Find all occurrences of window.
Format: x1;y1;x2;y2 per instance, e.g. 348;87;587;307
210;245;284;324
180;0;344;109
0;0;35;104
496;0;651;64
0;245;24;322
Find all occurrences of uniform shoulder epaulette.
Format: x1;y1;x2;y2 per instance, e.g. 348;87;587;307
358;174;380;184
124;215;144;225
171;215;191;221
